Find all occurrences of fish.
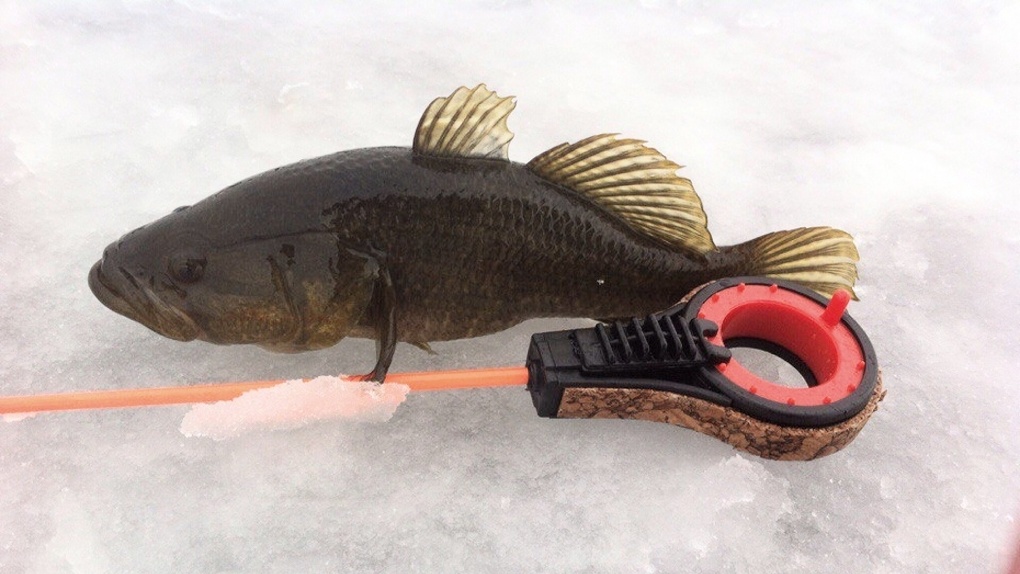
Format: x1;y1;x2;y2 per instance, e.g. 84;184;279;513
88;84;859;381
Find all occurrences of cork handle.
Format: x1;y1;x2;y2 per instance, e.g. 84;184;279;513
555;375;884;461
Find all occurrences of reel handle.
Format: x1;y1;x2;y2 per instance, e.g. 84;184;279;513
525;277;883;460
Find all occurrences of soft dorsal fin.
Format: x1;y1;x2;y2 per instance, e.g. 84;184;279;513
527;134;716;254
413;84;516;160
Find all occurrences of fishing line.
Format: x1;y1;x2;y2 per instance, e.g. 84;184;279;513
1;278;882;460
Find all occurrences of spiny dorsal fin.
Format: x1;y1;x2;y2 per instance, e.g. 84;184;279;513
413;84;516;160
527;134;715;254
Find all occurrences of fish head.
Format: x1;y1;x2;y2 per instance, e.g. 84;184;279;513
87;206;314;350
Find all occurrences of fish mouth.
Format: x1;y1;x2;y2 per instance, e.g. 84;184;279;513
88;260;201;342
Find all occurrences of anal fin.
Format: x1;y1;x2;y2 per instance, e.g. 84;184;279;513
410;341;438;355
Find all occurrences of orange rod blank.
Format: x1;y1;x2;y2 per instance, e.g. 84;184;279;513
0;366;529;415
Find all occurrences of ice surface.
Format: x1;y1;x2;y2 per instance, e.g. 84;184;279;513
2;1;1019;572
179;377;410;440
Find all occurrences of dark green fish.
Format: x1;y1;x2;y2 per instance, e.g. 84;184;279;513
89;85;859;380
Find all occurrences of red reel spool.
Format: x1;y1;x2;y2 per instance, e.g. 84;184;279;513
685;277;878;427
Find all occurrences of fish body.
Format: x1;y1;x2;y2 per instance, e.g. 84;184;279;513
89;85;859;380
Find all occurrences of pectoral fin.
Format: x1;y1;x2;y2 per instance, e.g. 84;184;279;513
253;236;403;378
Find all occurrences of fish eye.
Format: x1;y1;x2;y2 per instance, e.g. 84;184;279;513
169;255;206;284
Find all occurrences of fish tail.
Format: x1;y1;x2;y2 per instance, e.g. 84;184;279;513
735;227;860;299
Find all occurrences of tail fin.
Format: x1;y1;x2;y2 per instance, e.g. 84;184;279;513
740;227;860;299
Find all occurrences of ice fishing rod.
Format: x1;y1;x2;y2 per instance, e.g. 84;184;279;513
0;277;882;460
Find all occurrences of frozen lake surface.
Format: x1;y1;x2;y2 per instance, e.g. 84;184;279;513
2;2;1018;572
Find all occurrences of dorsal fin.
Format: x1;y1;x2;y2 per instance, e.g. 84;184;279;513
413;84;516;160
527;134;716;254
